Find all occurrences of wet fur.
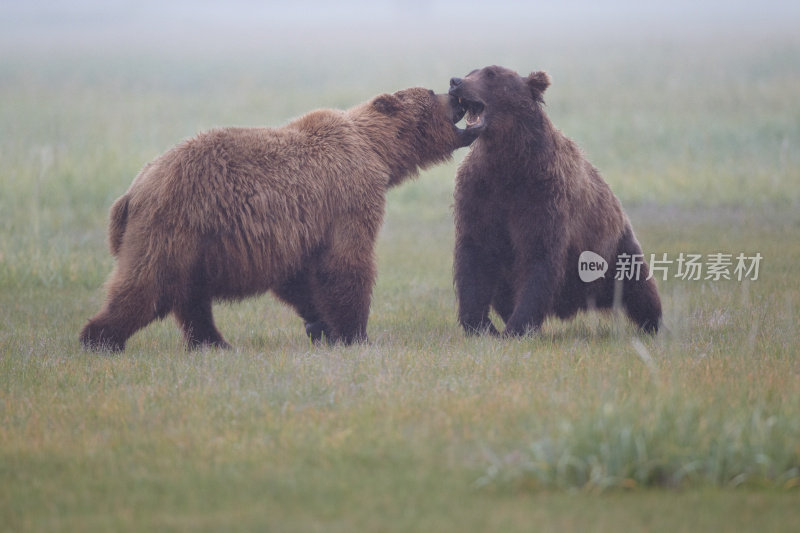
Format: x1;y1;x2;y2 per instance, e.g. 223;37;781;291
450;66;662;336
81;88;474;351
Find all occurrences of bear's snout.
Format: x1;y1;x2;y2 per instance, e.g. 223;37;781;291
449;77;463;90
446;94;467;124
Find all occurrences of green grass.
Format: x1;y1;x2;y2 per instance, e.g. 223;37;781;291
2;31;800;532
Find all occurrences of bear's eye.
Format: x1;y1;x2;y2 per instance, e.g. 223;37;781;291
485;70;496;80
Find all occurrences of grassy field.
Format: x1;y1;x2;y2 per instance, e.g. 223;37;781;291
2;20;800;532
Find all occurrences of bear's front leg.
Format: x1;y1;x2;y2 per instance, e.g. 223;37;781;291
454;238;500;336
313;266;372;344
503;259;559;337
274;267;329;342
311;240;376;345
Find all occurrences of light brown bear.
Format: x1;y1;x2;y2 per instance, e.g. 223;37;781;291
80;88;483;351
449;66;661;337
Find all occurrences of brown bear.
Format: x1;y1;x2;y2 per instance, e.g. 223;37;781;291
80;87;483;351
448;65;661;337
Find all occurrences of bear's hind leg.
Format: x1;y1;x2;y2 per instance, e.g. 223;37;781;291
174;292;230;350
80;317;130;352
623;276;662;334
616;226;662;334
80;273;163;352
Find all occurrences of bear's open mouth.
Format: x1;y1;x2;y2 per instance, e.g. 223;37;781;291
457;97;485;130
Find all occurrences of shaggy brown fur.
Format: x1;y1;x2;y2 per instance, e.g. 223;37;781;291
449;66;661;336
80;88;482;351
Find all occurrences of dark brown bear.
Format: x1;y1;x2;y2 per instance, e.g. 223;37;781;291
449;66;661;337
80;88;483;351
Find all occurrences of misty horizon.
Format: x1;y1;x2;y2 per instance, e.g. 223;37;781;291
3;0;799;54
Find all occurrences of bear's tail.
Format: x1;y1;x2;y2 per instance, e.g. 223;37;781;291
108;194;129;257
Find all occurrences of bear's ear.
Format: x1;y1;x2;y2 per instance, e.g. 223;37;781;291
372;93;402;116
526;71;551;100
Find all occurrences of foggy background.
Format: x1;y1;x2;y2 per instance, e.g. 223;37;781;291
3;0;799;54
